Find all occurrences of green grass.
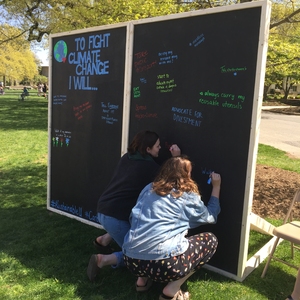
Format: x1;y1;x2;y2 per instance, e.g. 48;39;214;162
257;144;300;173
0;92;299;299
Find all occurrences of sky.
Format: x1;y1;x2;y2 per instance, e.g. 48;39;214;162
35;48;49;66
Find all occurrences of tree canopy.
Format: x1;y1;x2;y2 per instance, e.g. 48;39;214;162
265;1;300;97
1;0;300;93
0;24;39;83
1;0;300;45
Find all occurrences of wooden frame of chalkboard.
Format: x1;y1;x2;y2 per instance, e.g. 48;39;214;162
48;1;272;281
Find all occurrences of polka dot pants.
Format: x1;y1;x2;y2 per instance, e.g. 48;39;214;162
124;232;218;282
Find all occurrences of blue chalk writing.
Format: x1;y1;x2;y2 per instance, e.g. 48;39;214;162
189;34;205;47
84;210;99;222
50;200;82;217
171;106;202;127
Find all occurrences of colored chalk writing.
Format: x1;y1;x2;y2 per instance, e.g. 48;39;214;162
171;106;202;127
52;129;72;147
101;101;119;125
134;51;157;73
67;33;111;90
158;50;178;65
50;199;83;217
135;104;158;120
156;74;177;93
84;210;99;222
189;34;205;47
73;101;92;120
220;65;247;74
53;94;67;105
199;90;246;110
133;86;141;98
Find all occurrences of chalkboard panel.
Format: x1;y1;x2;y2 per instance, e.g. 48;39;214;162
49;25;127;225
129;7;262;275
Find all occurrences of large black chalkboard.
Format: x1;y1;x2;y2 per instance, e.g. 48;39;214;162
129;7;262;276
48;1;270;280
49;25;127;225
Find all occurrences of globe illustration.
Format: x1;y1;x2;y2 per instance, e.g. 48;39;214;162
54;40;68;63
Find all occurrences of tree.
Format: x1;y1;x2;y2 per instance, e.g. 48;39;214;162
0;0;197;45
264;2;300;99
2;0;300;94
0;24;39;84
1;0;300;46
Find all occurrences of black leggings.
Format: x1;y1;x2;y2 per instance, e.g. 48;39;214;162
124;232;218;282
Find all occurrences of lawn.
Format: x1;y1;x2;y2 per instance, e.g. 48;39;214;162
0;91;299;300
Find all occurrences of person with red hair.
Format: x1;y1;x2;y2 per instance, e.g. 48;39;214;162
123;156;221;300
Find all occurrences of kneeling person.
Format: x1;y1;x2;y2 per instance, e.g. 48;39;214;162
123;156;221;300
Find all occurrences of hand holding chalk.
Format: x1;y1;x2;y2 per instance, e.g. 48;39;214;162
207;171;214;184
169;144;181;157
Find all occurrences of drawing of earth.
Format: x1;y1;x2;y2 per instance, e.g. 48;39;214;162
54;40;68;63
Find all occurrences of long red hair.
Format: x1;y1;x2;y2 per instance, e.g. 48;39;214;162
152;156;200;198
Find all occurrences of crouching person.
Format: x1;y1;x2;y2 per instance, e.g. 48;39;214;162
122;156;221;300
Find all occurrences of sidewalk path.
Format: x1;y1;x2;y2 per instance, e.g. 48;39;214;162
259;107;300;159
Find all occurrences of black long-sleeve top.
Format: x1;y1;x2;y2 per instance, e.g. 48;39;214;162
97;152;160;221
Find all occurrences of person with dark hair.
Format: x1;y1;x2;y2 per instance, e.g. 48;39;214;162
87;130;181;281
122;156;221;300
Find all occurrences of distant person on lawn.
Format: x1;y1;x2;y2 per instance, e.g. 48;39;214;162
20;87;29;101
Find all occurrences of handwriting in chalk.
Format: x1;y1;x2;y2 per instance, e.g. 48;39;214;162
67;33;111;90
53;94;67;105
135;104;158;120
133;86;141;98
189;34;205;47
73;101;92;120
158;50;178;65
201;167;214;175
101;101;119;125
134;51;157;73
171;106;202;127
84;210;98;222
156;74;177;93
198;90;246;110
220;65;247;76
50;199;82;217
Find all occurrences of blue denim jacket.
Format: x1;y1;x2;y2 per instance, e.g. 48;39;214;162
122;183;221;260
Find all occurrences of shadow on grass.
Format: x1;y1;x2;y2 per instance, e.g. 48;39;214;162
0;204;167;299
0;190;296;300
187;265;296;300
0;94;297;299
0;97;48;131
1;164;48;208
0;164;297;299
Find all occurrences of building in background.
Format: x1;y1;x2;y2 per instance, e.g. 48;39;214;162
40;65;49;78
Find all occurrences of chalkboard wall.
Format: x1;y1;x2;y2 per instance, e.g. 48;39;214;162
129;7;262;275
49;2;270;279
50;26;127;223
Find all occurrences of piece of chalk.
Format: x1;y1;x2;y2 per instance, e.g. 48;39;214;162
207;171;214;184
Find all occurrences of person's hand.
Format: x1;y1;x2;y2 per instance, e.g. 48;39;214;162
169;144;181;157
210;172;221;198
211;172;221;187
